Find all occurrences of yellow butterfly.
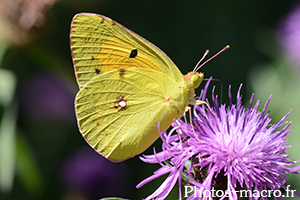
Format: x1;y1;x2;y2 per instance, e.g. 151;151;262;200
70;13;207;162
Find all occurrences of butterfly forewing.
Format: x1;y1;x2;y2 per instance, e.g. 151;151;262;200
70;13;185;87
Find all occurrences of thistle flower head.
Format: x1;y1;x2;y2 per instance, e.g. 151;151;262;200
137;79;300;200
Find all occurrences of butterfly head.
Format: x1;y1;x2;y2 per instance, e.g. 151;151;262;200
184;72;204;89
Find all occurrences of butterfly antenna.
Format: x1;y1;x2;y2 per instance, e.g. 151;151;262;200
193;45;230;72
193;50;209;72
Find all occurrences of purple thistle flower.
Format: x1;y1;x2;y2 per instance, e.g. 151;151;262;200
137;79;300;200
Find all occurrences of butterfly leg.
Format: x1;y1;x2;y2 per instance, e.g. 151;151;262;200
194;100;215;117
185;100;215;143
173;120;185;149
184;106;202;143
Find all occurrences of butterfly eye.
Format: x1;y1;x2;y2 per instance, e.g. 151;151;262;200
191;72;204;89
183;72;204;89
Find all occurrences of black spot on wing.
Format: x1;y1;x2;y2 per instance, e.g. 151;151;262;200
129;49;138;58
95;69;101;74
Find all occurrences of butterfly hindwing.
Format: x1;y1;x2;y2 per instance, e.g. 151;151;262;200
75;68;188;162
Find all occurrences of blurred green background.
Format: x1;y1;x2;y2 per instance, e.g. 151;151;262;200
0;0;300;199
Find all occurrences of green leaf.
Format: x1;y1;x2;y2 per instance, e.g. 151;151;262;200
15;133;45;196
0;103;17;192
0;69;16;106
